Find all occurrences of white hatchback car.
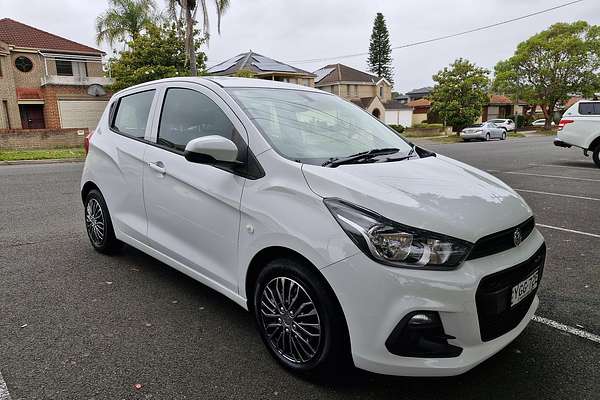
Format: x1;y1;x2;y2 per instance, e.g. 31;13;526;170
81;77;546;377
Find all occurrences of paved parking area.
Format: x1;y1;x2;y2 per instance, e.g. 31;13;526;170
0;136;598;399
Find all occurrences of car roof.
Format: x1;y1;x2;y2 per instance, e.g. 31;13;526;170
117;76;326;95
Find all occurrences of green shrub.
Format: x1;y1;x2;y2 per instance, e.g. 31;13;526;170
389;124;405;134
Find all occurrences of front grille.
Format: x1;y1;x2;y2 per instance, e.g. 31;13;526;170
467;217;535;260
475;243;545;342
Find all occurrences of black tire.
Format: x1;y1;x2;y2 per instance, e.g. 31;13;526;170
252;257;351;377
84;189;122;254
486;133;490;141
593;145;600;169
502;131;507;140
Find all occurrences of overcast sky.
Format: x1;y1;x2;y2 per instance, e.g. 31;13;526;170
3;0;599;93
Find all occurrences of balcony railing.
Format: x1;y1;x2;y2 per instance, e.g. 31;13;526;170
41;75;114;87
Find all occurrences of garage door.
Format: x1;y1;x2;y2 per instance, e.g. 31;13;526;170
59;100;108;130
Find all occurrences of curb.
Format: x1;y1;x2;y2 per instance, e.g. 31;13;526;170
0;158;85;166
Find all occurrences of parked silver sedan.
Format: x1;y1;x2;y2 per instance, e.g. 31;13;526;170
460;122;507;141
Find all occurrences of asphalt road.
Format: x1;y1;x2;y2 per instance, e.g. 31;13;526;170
0;136;598;399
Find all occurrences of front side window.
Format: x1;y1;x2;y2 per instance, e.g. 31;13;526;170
15;56;33;73
579;102;600;115
227;88;412;165
56;60;73;76
111;90;155;139
157;88;239;153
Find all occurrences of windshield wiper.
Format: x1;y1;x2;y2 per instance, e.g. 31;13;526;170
322;147;400;168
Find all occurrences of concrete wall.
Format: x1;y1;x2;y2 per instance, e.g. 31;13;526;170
0;127;87;150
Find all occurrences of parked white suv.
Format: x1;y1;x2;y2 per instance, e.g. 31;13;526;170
555;100;600;168
81;77;546;377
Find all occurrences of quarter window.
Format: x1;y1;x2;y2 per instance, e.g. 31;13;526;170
56;60;73;76
578;102;600;115
111;90;155;139
157;88;239;153
15;56;33;73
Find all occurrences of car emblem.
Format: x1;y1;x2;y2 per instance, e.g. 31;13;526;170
513;228;522;246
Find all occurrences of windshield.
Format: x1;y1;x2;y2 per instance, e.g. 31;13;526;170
227;88;413;165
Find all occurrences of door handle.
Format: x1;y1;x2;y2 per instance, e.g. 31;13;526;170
148;161;166;174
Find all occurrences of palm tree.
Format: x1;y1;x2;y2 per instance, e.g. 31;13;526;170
96;0;158;48
166;0;230;76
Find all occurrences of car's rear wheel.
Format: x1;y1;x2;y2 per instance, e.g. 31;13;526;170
593;145;600;169
486;133;490;141
84;189;121;254
252;257;351;377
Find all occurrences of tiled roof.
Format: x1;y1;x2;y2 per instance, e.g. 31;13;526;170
314;64;378;85
488;94;527;105
350;97;377;109
406;98;431;107
383;100;410;110
406;86;433;95
207;51;315;77
0;18;103;55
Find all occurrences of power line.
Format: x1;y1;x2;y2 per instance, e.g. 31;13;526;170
288;0;586;65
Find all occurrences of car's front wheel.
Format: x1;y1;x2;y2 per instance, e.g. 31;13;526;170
252;257;350;377
502;131;507;140
84;189;121;254
486;133;490;141
593;145;600;169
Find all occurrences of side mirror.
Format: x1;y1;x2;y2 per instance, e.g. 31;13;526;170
184;135;239;164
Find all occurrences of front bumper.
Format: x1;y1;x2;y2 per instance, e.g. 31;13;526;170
321;228;545;377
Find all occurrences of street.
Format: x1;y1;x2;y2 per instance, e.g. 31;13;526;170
0;136;598;399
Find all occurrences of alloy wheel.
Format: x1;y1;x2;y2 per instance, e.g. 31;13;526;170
259;277;322;364
85;198;105;245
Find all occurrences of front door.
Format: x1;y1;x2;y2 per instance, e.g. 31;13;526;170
143;84;247;292
19;105;45;129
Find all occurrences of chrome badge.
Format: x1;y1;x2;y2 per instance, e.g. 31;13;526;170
513;228;522;246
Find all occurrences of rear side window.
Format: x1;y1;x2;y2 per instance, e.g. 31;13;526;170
157;88;238;152
112;90;155;139
578;102;600;115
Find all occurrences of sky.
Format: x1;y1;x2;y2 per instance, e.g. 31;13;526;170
2;0;599;93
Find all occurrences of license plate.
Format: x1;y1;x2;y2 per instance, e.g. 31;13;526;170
511;270;539;307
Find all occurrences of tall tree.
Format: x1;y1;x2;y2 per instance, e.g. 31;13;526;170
166;0;230;76
367;13;394;85
430;58;490;131
96;0;157;48
109;22;206;91
493;21;600;129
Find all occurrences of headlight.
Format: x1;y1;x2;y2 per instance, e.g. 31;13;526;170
474;130;483;134
324;198;473;270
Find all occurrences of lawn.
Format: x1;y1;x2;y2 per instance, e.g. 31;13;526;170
0;148;85;161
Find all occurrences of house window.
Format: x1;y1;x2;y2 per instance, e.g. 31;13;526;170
0;57;3;77
56;60;73;76
15;56;33;73
379;86;384;98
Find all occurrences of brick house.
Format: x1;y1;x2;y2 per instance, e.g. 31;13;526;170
0;18;113;130
313;63;412;126
207;51;316;87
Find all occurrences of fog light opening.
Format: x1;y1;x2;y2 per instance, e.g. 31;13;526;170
385;311;463;358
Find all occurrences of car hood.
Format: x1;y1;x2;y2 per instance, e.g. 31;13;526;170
301;155;532;243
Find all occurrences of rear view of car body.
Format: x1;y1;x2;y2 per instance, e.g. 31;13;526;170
555;100;600;168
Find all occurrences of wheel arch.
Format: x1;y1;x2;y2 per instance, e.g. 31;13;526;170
588;135;600;151
81;181;100;204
